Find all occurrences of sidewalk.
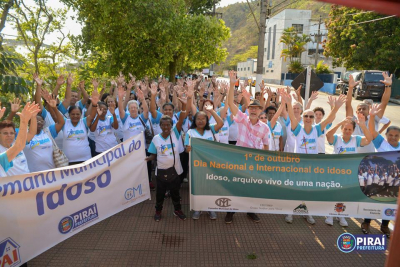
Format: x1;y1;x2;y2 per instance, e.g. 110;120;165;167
27;183;388;267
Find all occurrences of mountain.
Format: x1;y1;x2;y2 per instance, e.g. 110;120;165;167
216;0;331;72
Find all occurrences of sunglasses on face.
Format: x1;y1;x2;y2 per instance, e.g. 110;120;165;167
259;116;267;119
303;115;314;119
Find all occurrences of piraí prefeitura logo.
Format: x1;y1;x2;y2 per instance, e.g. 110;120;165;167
337;233;387;253
58;203;99;234
0;237;21;267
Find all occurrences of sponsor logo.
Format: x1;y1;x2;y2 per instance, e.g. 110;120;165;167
0;237;21;267
125;184;143;200
58;204;99;234
215;198;231;207
334;203;346;213
362;208;381;215
337;233;386;253
384;208;396;217
293;202;308;214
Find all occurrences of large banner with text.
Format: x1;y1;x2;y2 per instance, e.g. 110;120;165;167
0;134;150;267
190;138;398;220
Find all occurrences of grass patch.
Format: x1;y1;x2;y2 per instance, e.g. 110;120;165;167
246;252;257;260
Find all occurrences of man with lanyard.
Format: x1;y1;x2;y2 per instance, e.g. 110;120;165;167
225;70;270;224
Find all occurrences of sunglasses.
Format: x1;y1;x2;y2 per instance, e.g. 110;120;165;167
303;115;315;119
259;116;267;119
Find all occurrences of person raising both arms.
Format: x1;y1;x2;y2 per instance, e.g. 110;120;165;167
0;102;40;177
280;91;346;225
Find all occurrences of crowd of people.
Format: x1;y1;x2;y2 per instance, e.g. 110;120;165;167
0;70;398;239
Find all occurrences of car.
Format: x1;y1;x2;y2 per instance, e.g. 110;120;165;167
337;70;359;95
353;70;386;100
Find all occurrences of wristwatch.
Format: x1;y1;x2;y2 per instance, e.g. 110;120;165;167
385;85;391;88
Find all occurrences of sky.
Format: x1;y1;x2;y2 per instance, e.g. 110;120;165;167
2;0;242;47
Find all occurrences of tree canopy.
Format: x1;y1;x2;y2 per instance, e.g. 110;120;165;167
63;0;230;80
324;5;400;75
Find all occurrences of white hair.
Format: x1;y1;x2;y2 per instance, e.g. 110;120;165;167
127;100;139;109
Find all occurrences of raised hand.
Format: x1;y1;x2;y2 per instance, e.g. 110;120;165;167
33;73;43;86
160;90;166;101
327;95;335;108
17;102;40;124
109;106;115;115
127;80;135;91
356;113;366;125
280;91;292;103
334;94;346;109
117;86;125;100
97;106;103;116
241;89;251;101
380;72;392;86
41;88;51;102
56;74;65;86
9;98;22;113
204;102;213;111
348;74;360;88
187;84;194;98
295;85;302;95
91;89;100;106
117;72;125;85
92;79;99;89
136;88;145;100
309;91;318;101
67;73;74;85
110;80;117;87
229;70;237;85
78;80;85;91
369;103;382;116
178;95;188;105
0;101;5;120
129;73;135;82
47;94;58;108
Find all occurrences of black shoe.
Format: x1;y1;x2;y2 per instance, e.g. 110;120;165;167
225;212;234;224
361;222;370;234
173;210;187;221
154;211;162;222
247;213;260;223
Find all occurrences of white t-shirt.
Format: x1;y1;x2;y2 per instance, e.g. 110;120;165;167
330;134;362;154
353;115;380;153
62;118;91;163
184;125;219;145
379;175;386;186
121;113;147;143
57;100;85;119
216;117;233;144
387;175;394;185
23;125;58;172
373;174;380;184
372;134;400;152
0;143;30;176
292;123;322;154
0;152;12;177
283;117;303;153
267;121;283;151
359;174;365;186
42;108;64;150
317;123;332;154
106;108;123;140
148;126;183;175
92;116;118;153
366;174;373;185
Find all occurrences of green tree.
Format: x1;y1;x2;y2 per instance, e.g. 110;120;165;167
324;5;400;75
63;0;230;81
280;27;311;62
229;45;257;69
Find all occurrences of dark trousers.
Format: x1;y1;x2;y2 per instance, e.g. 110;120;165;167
88;137;96;157
155;175;181;212
179;152;189;183
364;218;389;226
69;161;84;166
145;150;152;182
228;141;237;145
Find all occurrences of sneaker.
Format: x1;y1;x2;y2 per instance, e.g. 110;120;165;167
285;214;293;224
325;216;334;226
247;213;261;223
337;217;348;227
380;225;390;239
154;211;161;222
361;222;370;234
192;211;201;220
173;210;187;221
183;178;189;183
165;190;170;198
208;211;217;220
303;215;315;225
225;212;234;224
149;182;156;191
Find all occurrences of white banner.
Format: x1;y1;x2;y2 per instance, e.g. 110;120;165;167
0;134;150;267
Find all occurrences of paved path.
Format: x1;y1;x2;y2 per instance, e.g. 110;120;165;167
28;184;388;266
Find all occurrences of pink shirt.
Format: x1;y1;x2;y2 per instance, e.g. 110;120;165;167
233;110;270;149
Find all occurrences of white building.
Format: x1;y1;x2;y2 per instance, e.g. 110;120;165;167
262;9;344;84
236;58;257;78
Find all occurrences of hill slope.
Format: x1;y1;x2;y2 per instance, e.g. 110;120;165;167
216;0;331;72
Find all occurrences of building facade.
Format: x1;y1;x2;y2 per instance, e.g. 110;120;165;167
236;58;257;78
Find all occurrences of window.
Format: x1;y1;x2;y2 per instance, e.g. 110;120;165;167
263;67;265;73
271;70;274;73
248;67;250;71
272;25;276;59
292;24;303;34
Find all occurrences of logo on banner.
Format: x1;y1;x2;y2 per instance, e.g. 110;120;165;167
384;208;396;217
215;198;231;207
334;203;346;213
58;204;99;234
125;184;143;200
0;237;21;267
337;233;387;253
293;202;308;214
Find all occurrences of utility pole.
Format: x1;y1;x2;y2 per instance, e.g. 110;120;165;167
255;0;272;92
314;15;322;67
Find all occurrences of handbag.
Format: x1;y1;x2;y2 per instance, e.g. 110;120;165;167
44;128;69;167
156;135;179;182
138;116;154;145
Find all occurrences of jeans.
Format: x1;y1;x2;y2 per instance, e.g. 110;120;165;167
155;175;181;212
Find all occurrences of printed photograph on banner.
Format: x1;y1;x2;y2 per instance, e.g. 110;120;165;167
358;151;400;202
